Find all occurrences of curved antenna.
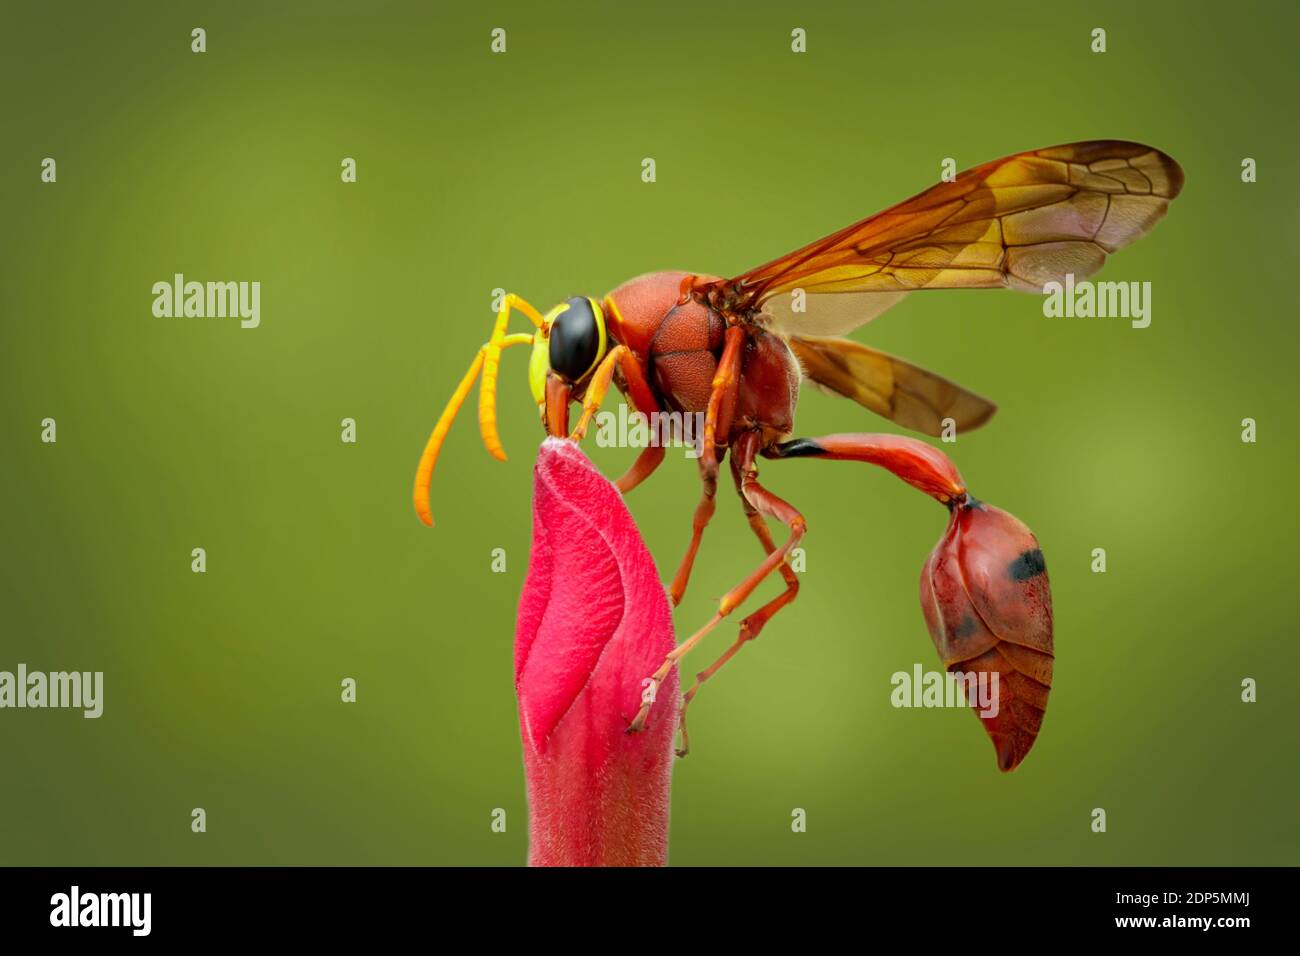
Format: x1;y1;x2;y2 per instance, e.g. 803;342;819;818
480;294;545;461
413;332;535;527
413;348;487;527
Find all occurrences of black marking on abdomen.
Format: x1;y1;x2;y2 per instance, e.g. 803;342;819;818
772;438;825;458
1008;548;1047;581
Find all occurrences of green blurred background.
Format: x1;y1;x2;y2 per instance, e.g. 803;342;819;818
2;0;1296;866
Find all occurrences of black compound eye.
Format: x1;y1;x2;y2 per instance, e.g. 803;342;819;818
548;296;602;381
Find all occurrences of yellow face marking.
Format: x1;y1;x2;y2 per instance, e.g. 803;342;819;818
528;302;568;407
528;333;549;407
604;294;625;331
586;296;608;381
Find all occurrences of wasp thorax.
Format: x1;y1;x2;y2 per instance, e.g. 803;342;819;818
547;296;606;382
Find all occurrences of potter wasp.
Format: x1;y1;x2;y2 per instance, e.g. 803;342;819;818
414;140;1184;768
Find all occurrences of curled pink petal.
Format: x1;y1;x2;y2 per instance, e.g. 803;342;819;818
515;437;678;866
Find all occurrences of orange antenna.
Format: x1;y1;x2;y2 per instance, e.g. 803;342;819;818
479;294;545;461
413;292;545;527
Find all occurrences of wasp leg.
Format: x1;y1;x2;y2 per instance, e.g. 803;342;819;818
667;325;745;606
565;344;670;493
616;443;666;496
630;427;806;736
569;345;627;441
669;455;720;606
612;348;668;495
676;430;801;756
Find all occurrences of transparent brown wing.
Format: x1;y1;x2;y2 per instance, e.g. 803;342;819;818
764;289;910;338
788;335;996;436
709;140;1184;333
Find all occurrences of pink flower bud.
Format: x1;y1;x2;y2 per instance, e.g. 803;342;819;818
919;498;1054;771
514;438;678;866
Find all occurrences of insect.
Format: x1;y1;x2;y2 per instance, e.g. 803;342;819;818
413;140;1183;767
